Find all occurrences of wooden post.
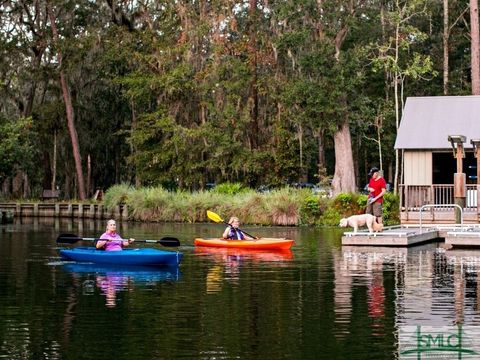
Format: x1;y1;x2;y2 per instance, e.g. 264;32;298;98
98;204;104;219
471;139;480;219
477;155;480;216
454;173;466;223
79;204;84;220
449;136;466;224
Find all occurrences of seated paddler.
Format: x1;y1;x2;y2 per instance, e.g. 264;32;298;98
96;219;135;251
222;217;255;240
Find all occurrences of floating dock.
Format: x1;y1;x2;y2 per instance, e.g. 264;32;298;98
445;225;480;247
342;224;478;247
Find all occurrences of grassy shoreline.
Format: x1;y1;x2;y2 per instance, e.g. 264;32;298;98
103;184;400;226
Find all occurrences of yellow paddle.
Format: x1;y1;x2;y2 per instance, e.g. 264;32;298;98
206;210;258;239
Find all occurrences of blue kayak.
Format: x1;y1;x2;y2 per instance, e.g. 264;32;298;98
60;247;183;266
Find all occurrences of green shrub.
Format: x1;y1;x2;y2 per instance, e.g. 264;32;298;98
102;185;400;226
320;191;400;226
103;184;134;210
382;192;400;225
212;182;248;195
265;188;299;225
299;194;322;225
318;207;343;226
330;192;364;215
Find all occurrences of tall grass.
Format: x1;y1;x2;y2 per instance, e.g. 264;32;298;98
103;185;400;226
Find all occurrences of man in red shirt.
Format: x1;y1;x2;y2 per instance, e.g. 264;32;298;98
366;167;387;225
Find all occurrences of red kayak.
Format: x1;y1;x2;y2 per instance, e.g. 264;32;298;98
194;237;294;250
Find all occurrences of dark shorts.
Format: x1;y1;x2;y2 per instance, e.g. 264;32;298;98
366;202;383;218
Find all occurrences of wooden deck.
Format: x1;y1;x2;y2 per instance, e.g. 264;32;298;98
341;224;478;247
445;225;480;247
341;225;440;246
399;184;480;224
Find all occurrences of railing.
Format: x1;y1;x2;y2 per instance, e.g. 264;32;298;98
0;203;128;220
419;204;463;232
399;184;478;211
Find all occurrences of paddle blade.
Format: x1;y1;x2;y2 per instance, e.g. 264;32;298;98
158;237;181;247
57;233;82;244
207;210;224;224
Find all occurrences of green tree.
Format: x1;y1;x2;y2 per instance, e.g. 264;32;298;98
0;117;37;187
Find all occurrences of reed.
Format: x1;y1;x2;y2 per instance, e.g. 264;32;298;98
103;185;400;226
103;184;134;210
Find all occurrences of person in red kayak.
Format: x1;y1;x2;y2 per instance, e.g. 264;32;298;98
96;219;135;251
222;217;255;240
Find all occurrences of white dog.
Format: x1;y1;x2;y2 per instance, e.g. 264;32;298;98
339;214;383;234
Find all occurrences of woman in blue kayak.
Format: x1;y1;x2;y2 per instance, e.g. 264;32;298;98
96;219;135;251
222;217;255;240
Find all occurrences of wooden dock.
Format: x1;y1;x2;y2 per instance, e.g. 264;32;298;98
342;223;480;247
341;225;440;246
445;225;480;247
340;223;479;247
0;203;128;220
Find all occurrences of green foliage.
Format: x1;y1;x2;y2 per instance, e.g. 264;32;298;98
0;117;37;181
212;182;247;195
102;183;401;226
0;0;472;204
299;193;328;225
103;184;135;210
330;192;363;215
317;192;400;226
264;188;300;226
319;207;344;227
382;192;400;226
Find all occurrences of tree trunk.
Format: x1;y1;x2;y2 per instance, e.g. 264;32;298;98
316;129;326;171
332;121;356;195
42;150;52;190
331;16;355;194
87;154;91;197
393;20;401;195
47;4;86;200
2;179;11;197
471;0;480;94
248;0;259;149
52;130;57;191
443;0;450;95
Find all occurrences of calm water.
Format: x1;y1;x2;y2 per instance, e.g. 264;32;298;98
1;218;480;359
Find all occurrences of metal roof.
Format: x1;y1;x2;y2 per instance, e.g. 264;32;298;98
394;96;480;150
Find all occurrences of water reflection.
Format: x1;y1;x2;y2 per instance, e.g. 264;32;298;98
195;246;293;262
334;246;408;339
195;247;293;293
443;250;480;325
8;218;480;359
336;244;480;358
62;263;180;307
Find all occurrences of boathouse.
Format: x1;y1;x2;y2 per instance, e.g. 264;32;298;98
395;95;480;224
